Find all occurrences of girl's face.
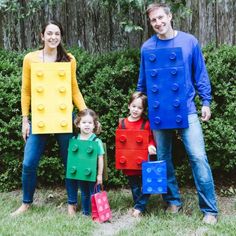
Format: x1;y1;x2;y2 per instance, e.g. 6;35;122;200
128;97;144;120
41;24;61;50
78;114;95;135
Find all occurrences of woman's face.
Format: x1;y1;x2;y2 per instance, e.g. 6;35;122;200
41;24;61;50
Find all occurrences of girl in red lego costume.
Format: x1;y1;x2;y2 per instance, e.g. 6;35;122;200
118;92;156;217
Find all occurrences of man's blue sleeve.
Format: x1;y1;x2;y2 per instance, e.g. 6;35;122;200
137;49;147;94
192;43;212;106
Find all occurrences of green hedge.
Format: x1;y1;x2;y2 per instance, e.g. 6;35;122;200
0;45;235;191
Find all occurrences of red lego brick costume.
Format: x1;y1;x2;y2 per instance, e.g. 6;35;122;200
116;117;155;176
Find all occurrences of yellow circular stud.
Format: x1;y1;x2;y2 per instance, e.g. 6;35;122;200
36;71;43;77
59;104;67;110
58;70;65;77
37;104;45;111
37;121;45;128
36;86;44;93
60;120;68;127
59;87;66;93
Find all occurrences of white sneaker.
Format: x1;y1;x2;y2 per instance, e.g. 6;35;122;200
202;214;217;225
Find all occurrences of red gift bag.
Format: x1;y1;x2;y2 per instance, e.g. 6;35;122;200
91;186;112;223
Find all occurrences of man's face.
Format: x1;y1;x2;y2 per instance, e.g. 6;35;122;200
149;7;172;39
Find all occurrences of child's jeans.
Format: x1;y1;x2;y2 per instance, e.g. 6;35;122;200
79;181;99;215
127;175;150;213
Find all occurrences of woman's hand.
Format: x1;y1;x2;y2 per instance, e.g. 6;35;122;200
22;116;30;142
97;174;103;185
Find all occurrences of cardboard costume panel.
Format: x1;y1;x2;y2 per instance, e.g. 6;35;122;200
115;129;149;170
66;139;98;182
143;47;188;130
31;62;72;134
142;160;167;194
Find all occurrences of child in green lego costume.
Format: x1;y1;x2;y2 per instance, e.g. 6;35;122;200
67;109;104;216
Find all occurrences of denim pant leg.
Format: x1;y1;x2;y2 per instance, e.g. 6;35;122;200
79;181;96;215
127;176;150;212
22;133;49;203
179;114;218;215
153;130;182;206
56;133;79;205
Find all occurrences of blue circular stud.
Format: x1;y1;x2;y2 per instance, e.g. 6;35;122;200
172;83;179;92
149;54;156;62
151;69;158;77
169;52;176;60
153;101;160;109
173;99;180;108
155;116;161;124
176;115;183;123
171;68;177;75
152;85;159;93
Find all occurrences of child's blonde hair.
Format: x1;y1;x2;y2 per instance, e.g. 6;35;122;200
74;108;101;134
128;91;147;109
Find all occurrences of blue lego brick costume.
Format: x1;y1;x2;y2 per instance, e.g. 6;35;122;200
137;31;211;129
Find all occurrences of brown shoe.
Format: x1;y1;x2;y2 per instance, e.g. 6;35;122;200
10;203;30;217
68;204;77;217
165;205;182;214
202;215;217;225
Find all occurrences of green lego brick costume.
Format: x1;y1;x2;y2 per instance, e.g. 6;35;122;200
66;133;105;182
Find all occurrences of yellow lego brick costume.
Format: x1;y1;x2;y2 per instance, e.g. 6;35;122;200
21;50;86;133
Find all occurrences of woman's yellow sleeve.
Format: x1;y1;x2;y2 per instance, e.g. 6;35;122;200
21;54;31;116
70;55;87;111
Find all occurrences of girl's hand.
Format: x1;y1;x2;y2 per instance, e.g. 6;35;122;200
22;117;30;142
97;174;103;185
148;145;156;155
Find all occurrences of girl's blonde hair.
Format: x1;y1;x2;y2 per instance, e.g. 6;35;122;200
128;91;147;109
74;108;101;134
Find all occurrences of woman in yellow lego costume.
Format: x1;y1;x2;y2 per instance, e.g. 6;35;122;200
11;20;86;216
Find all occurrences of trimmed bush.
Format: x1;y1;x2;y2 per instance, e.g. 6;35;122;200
0;45;235;191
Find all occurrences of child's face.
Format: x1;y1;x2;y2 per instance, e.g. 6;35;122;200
78;114;95;135
128;98;144;120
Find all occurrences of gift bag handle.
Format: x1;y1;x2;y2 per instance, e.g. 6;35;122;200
93;184;103;194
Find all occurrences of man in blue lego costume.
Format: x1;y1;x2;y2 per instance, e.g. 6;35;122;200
137;3;218;225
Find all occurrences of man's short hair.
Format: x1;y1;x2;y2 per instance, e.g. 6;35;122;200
146;3;171;16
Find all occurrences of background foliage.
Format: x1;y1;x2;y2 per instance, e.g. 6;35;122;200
0;44;235;191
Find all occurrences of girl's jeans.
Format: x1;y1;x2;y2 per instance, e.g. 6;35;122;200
79;181;98;215
153;114;218;215
22;131;76;204
127;175;150;213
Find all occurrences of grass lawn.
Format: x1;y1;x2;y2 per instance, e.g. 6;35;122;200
0;188;235;236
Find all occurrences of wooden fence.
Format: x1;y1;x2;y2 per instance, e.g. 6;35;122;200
0;0;235;52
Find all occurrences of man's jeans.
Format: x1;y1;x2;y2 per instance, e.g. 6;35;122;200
153;114;218;215
127;175;150;212
22;131;75;203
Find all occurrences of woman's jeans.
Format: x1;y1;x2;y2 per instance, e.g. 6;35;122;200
127;175;150;213
153;114;218;215
22;131;76;204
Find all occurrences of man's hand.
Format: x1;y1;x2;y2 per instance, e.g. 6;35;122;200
201;106;211;122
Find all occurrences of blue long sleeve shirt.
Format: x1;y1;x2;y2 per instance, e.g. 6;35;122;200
137;31;211;115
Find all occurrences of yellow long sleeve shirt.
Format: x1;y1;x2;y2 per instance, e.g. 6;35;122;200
21;50;86;116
